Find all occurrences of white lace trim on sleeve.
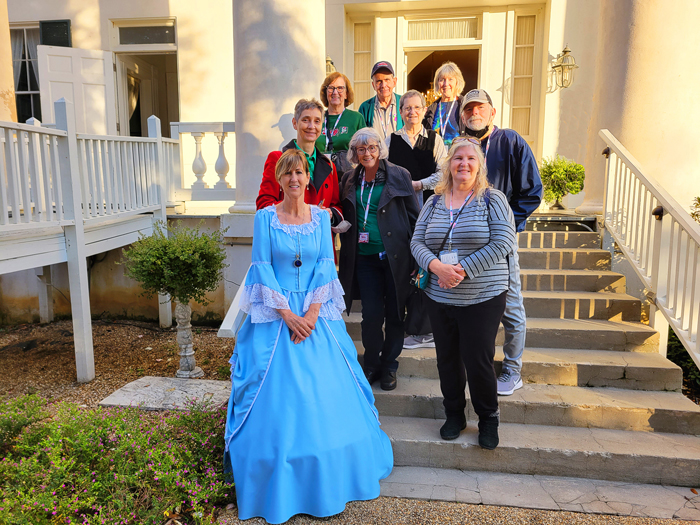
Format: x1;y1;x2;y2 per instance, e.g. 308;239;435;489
303;279;345;321
240;283;289;324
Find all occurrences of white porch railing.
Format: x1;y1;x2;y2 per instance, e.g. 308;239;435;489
600;129;700;369
0;120;70;230
169;122;236;202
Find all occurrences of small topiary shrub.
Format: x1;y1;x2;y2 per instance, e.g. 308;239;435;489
121;221;227;307
540;154;585;207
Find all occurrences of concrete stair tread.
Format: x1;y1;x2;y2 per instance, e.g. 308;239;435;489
525;317;656;333
382;416;700;460
519;248;611;254
518;231;600;248
400;345;679;372
519;269;622;276
522;290;638;300
374;378;700;414
373;379;700;433
383;416;700;485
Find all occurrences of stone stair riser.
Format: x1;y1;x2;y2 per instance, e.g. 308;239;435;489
518;232;600;249
519;250;611;270
390;436;700;487
372;390;700;435
522;295;641;321
520;272;626;293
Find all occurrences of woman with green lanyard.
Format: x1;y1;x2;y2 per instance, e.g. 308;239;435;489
338;128;419;392
423;62;466;148
317;72;366;178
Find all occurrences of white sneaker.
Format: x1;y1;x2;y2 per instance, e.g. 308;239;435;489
403;334;436;349
497;369;523;396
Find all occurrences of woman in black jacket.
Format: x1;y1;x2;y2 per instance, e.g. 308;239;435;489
338;127;420;391
423;61;466;148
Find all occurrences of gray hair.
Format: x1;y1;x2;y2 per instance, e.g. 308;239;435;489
293;98;324;121
433;61;466;98
399;90;426;111
346;127;389;165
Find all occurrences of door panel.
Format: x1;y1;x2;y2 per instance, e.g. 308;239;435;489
38;45;117;135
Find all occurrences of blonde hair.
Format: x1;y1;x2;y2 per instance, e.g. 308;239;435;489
433;61;466;99
275;149;310;184
435;139;490;200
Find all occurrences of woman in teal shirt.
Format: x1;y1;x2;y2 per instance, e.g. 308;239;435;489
317;72;366;177
338;128;420;392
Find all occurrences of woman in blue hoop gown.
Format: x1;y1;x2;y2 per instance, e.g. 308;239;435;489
224;149;393;524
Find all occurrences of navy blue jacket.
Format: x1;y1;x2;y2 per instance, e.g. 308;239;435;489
478;126;542;232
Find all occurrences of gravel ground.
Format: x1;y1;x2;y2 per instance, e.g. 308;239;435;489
216;497;697;524
0;320;697;524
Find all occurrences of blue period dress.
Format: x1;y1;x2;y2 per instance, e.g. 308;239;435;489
224;205;393;524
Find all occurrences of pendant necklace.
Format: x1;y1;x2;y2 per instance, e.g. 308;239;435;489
293;232;303;268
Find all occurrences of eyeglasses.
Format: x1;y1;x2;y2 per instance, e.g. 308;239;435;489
452;136;481;146
403;105;425;113
355;144;379;155
327;86;346;93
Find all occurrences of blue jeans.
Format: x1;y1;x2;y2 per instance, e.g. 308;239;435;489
501;241;526;374
356;253;404;372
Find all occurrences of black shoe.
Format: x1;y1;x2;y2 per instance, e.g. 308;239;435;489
478;416;499;450
380;369;397;391
364;368;381;385
440;417;466;440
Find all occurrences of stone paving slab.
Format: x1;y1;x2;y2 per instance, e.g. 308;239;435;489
380;466;700;520
98;376;231;410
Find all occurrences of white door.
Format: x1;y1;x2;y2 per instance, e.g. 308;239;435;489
37;45;118;135
116;55;156;137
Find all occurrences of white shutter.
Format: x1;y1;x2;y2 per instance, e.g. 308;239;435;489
37;45;117;135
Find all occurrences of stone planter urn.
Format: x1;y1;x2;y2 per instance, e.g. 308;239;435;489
174;301;204;378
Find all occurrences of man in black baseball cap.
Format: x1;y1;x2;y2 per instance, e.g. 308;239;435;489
358;61;404;140
459;88;543;398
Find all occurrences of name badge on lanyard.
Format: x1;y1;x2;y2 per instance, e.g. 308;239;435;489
358;169;375;243
439;249;459;265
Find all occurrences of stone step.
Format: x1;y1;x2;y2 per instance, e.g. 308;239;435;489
382;416;700;486
522;291;641;321
355;343;682;391
518;231;600;249
518;248;611;270
345;315;659;352
520;269;626;293
372;380;700;434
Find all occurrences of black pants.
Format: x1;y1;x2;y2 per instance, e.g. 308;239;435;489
427;292;507;419
404;288;432;336
356;253;404;372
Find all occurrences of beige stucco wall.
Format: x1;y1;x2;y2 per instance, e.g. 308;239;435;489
0;0;16;121
7;0;234;123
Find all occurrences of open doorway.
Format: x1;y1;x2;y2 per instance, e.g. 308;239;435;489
117;53;179;138
406;49;479;103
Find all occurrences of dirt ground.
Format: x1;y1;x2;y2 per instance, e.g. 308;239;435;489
0;319;233;406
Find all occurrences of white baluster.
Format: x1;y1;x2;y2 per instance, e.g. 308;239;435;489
213;132;230;190
191;132;208;189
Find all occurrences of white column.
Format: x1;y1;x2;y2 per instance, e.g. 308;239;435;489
223;0;326;311
229;0;326;213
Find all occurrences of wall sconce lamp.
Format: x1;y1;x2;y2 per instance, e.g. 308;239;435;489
326;56;336;75
552;45;578;88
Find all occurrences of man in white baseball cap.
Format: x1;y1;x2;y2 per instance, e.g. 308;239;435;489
459;88;543;397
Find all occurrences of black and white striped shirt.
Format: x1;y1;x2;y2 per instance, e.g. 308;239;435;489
410;189;516;306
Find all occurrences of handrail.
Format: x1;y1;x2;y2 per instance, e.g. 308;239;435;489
599;129;700;368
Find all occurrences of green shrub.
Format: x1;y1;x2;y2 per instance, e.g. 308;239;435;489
121;221;227;306
540;155;585;204
0;394;47;454
667;327;700;390
691;196;700;223
0;396;232;524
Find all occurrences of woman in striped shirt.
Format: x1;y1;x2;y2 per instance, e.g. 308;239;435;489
410;137;516;449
